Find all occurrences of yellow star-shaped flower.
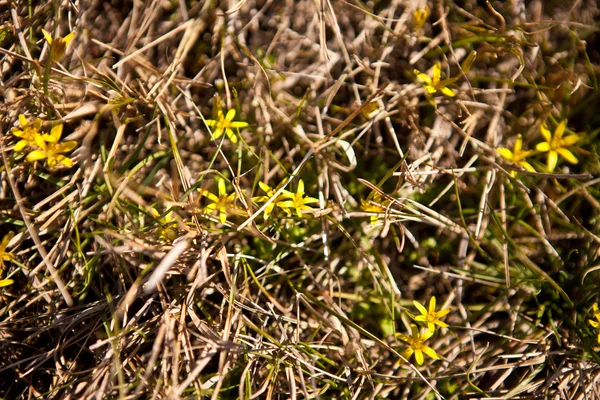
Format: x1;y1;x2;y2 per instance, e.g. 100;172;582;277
412;5;429;31
42;29;75;62
252;181;289;219
360;192;391;225
535;119;579;172
413;296;451;332
201;178;236;223
150;207;177;242
277;179;319;217
26;123;78;168
205;109;248;143
12;114;42;152
497;135;536;177
414;62;456;97
0;232;15;288
0;232;15;265
396;324;441;365
588;303;600;344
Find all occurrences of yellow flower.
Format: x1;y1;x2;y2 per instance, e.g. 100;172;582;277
0;279;13;288
396;324;441;365
413;5;430;30
0;232;15;265
26;123;77;168
360;192;391;225
201;178;236;223
277;179;319;217
414;62;456;97
535;120;579;172
12;114;42;151
205;109;248;144
413;296;451;332
150;207;177;242
42;29;75;62
252;181;288;218
497;135;536;177
588;303;600;344
0;232;15;288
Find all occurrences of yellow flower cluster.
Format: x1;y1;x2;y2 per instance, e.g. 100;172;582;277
252;179;318;219
497;119;580;176
396;296;450;365
12;114;77;169
199;178;319;224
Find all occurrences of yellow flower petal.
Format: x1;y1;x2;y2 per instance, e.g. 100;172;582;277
535;142;550;152
519;161;536;173
225;128;238;143
414;70;432;85
497;148;514;160
26;150;47;162
413;300;427;315
436;308;451;318
55;140;78;153
422;345;440;360
429;296;437;313
421;328;434;341
50;123;63;142
225;109;236;122
215;128;226;139
18;114;28;127
540;124;552;142
556;148;578;164
63;31;76;46
230;121;249;128
201;191;219;203
415;349;424;365
0;279;14;288
298;179;305;193
218;179;226;196
55;155;73;167
42;29;53;44
514;135;523;152
547;150;558;171
432;62;442;82
561;135;580;146
434;320;449;328
258;181;272;194
13;140;29;152
555;119;567;140
440;87;455;97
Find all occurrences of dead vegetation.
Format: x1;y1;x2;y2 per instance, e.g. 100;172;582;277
1;0;600;398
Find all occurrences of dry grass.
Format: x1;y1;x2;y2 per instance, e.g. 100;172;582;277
1;0;600;398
